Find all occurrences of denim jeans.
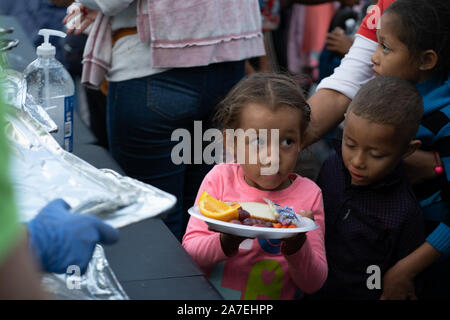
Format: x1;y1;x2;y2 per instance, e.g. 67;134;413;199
106;61;245;240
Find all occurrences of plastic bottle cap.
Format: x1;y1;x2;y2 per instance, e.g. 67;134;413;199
36;29;67;57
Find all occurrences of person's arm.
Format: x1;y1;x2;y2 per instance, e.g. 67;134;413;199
304;88;351;147
0;90;49;298
384;143;449;299
304;0;385;146
183;216;234;271
304;28;379;148
405;116;450;184
381;242;442;300
304;34;378;147
283;193;328;294
64;0;133;34
381;205;429;300
182;167;232;270
403;149;438;185
0;230;50;299
27;199;119;274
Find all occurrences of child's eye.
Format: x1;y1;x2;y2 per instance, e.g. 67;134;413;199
370;153;385;159
345;142;355;149
381;43;390;53
281;139;294;147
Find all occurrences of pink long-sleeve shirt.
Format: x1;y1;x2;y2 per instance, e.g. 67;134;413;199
182;163;327;300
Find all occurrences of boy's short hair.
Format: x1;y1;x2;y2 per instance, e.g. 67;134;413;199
348;76;424;143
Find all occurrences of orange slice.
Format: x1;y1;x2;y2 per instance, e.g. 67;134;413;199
198;191;241;222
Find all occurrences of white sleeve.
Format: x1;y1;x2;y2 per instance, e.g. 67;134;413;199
77;0;134;17
316;34;379;100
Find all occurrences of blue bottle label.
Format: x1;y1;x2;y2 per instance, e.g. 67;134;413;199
64;95;74;152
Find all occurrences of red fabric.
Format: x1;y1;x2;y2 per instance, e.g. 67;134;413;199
357;0;396;42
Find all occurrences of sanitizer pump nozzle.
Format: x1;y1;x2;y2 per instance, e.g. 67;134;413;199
36;29;66;58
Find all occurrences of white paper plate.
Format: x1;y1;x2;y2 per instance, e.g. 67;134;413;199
187;204;318;239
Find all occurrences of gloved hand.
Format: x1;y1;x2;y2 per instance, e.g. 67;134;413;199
27;199;119;274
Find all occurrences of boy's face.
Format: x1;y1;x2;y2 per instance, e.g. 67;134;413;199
371;13;421;83
232;103;302;191
342;111;407;186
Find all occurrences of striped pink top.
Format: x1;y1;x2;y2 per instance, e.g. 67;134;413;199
81;0;265;88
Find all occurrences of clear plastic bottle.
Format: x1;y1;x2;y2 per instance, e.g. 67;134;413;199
23;29;74;152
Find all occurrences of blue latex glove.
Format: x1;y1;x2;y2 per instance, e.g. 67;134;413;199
27;199;119;274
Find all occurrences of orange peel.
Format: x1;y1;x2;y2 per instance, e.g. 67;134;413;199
198;191;241;222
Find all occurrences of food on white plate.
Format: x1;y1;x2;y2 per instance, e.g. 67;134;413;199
198;191;303;229
239;202;277;223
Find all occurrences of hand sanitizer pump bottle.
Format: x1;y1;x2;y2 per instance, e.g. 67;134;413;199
24;29;75;152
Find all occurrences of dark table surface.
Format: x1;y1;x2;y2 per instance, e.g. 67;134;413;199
103;218;222;300
73;111;222;300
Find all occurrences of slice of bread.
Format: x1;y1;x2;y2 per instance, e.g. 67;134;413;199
239;202;277;223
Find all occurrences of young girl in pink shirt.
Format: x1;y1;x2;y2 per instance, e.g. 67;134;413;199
182;73;327;300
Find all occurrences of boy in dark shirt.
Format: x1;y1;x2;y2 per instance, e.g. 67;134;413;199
311;76;426;299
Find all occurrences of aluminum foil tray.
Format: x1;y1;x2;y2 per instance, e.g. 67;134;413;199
3;107;177;299
41;245;129;300
5;107;176;228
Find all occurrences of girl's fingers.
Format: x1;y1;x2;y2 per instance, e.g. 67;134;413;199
64;11;83;31
74;19;93;35
63;3;83;24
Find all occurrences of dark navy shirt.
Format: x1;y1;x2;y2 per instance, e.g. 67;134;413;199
311;147;425;300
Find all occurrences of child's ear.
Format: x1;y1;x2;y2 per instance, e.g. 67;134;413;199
419;50;438;72
402;139;422;159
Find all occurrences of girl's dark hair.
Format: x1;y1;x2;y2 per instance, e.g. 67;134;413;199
213;73;310;134
384;0;450;78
